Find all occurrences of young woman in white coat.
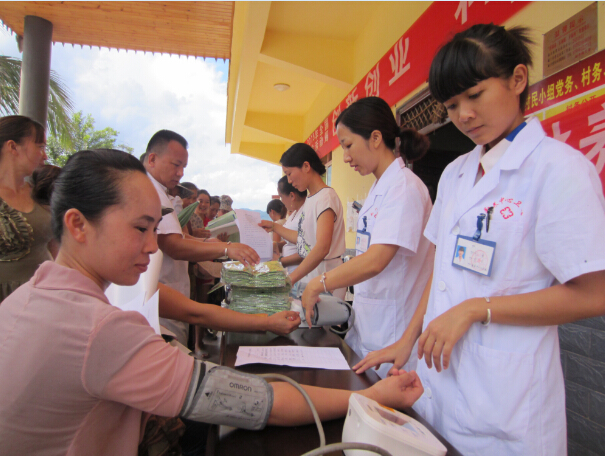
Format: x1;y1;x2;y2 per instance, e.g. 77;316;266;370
301;97;435;378
260;144;347;299
354;24;605;455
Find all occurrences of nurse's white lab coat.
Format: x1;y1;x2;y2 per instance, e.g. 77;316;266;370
414;118;605;455
345;157;434;378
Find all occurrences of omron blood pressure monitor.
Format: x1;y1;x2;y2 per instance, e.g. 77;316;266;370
342;393;447;456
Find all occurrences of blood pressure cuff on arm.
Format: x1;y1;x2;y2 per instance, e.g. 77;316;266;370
179;361;273;430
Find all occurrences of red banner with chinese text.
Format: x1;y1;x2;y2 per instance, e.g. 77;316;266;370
526;48;605;115
306;1;531;158
540;94;605;194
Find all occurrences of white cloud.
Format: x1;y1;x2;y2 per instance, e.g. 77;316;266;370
1;25;282;210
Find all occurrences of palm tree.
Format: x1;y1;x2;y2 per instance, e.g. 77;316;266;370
0;55;74;146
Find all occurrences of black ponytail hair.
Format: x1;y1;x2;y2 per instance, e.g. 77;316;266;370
335;96;429;162
51;149;147;241
31;164;62;206
399;128;430;162
429;23;534;110
280;143;326;176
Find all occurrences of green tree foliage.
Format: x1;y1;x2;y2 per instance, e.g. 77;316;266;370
0;55;75;147
47;111;134;166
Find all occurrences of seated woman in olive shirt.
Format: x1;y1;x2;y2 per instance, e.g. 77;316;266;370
0;115;54;301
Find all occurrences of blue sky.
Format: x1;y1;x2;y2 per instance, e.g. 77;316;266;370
0;24;281;211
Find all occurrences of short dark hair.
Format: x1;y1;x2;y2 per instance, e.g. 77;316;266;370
145;130;188;156
180;182;198;191
0;115;45;158
51;149;146;241
280;143;326;175
429;24;533;110
335;97;429;162
197;189;210;199
277;175;307;198
267;199;287;218
176;182;196;199
210;196;221;206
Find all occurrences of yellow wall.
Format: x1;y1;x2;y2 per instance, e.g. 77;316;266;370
326;1;605;248
353;2;431;82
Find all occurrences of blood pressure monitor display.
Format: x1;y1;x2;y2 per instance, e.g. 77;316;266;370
374;405;406;425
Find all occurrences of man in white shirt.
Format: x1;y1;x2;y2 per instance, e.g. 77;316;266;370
142;130;260;345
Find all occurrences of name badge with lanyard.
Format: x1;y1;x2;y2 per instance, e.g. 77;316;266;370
452;207;496;276
356;216;371;254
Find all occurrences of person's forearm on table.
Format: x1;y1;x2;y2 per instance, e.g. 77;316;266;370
268;372;423;426
158;283;291;332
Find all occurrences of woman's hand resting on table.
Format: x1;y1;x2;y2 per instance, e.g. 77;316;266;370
266;311;301;335
363;371;423;410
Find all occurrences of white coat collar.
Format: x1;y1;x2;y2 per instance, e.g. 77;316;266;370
449;117;544;228
359;156;403;218
479;139;509;176
498;117;545;171
373;156;404;193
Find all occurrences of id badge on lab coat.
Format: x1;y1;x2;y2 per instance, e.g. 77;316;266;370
356;230;371;254
452;235;496;277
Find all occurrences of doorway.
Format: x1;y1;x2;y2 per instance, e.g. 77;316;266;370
397;89;475;202
414;122;475;202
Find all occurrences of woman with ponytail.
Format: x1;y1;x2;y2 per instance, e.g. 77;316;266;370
260;143;347;299
301;96;435;378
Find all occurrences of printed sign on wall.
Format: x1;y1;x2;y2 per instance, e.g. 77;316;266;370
527;49;605;116
543;2;598;78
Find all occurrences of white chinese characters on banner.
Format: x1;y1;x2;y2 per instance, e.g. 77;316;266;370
365;63;380;97
455;1;474;25
579;102;605;173
389;37;411;86
551;121;571;143
332;105;342;135
346;88;359;107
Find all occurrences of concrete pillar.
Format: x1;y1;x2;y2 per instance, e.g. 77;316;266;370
18;15;53;126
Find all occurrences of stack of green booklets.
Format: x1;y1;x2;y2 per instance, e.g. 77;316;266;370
206;211;239;243
221;261;291;315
